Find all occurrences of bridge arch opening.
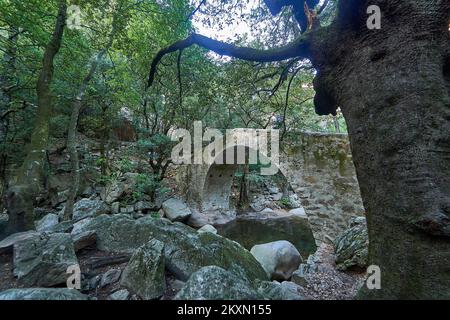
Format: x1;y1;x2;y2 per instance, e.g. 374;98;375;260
188;132;365;246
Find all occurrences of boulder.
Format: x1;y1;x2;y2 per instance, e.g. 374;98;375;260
334;216;368;270
35;213;59;232
101;183;126;204
13;233;78;287
100;173;138;204
70;198;110;221
108;289;130;300
46;221;74;233
0;288;88;300
120;239;165;300
250;195;269;212
162;198;192;222
186;211;209;228
0;231;39;254
256;280;308;300
72;230;96;252
291;267;309;287
71;217;94;235
268;187;279;194
111;202;120;214
271;193;283;201
100;269;122;288
50;189;70;207
261;208;275;214
197;224;217;234
289;207;307;218
174;266;262;300
134;201;155;212
250;240;302;281
288;194;302;208
71;214;267;282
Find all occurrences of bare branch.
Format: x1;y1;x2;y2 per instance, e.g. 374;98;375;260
147;33;311;88
186;0;207;21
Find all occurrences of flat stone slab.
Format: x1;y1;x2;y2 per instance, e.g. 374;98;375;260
0;288;88;300
0;231;40;254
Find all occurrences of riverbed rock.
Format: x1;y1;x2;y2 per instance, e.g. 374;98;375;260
71;198;110;221
108;289;130;300
71;217;94;235
0;288;88;300
250;195;269;212
134;201;155;212
46;221;74;233
174;266;262;300
271;193;283;201
268;187;279;194
289;207;307;218
162;198;191;222
72;230;96;252
288;194;302;208
0;231;40;254
334;216;368;270
186;211;209;228
111;202;120;214
291;267;310;287
250;240;302;281
100;269;122;288
35;213;59;232
256;280;308;300
71;214;267;282
13;233;78;287
100;173;138;204
197;224;217;234
120;239;165;299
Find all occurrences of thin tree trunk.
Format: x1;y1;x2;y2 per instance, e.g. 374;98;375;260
5;0;67;234
63;21;118;221
238;164;250;212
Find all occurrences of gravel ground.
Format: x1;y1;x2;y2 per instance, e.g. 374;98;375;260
300;243;366;300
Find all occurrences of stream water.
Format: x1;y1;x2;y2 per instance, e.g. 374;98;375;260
216;214;317;258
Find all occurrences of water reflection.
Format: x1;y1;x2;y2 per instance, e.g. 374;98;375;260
216;215;317;258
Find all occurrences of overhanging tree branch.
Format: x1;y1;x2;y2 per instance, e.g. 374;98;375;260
147;32;312;88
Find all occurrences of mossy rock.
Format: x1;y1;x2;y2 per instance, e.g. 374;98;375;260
72;214;267;282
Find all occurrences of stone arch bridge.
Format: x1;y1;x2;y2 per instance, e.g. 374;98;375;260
176;131;364;245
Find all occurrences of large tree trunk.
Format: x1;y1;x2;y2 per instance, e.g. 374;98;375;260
5;0;67;234
311;0;450;298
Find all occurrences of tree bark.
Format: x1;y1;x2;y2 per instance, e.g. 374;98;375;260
5;0;67;234
309;0;450;298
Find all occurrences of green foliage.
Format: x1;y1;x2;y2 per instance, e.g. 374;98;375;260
278;196;293;209
49;114;70;138
0;0;346;197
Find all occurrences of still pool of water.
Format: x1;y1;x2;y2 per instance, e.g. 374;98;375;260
216;215;317;258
